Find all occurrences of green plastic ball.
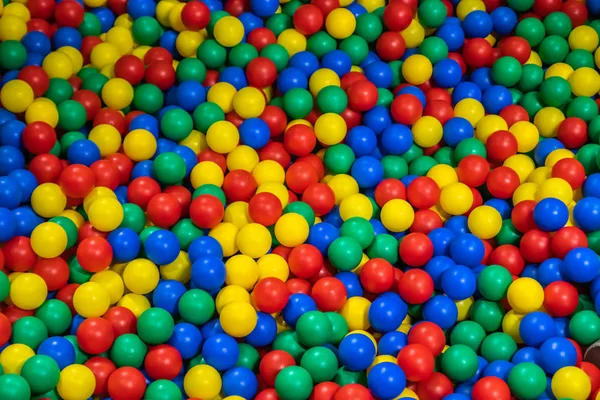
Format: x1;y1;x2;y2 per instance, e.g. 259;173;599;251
327;236;363;271
193;102;225;133
197;40;227;69
11;316;48;350
0;41;26;70
469;300;505;332
110;333;148;368
228;43;259;68
284;201;315;227
340;217;375;249
132;16;162;46
339;36;369;65
316;86;347;114
192;185;226;204
133;84;164;114
450;321;486;352
261;44;289;71
516;17;545;47
324;144;355;174
543;11;572;38
57;100;87;131
144;380;182;400
273;331;306;362
120;203;146;233
355;13;382;43
367;234;399;264
20;355;60;395
296;311;333;348
275;366;313;400
418;0;447;28
539;76;572;108
153;152;186;185
569;310;600;345
178;289;215;325
480;332;517;362
172;219;203;250
45;78;74;104
0;272;9;302
137;308;175;345
382;155;408;179
236;343;260;371
440;344;479;382
283;88;313;119
300;346;338;383
35;300;72;336
307;32;337;59
78;12;102;37
326;312;348;345
507;363;546;400
507;0;533;12
64;335;88;364
477;265;513;301
492;56;523;87
419;37;448;64
161;108;193;141
176;58;207;83
0;374;31;400
518;64;544;93
539;35;570;64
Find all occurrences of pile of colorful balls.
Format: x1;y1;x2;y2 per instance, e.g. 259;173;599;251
4;0;600;399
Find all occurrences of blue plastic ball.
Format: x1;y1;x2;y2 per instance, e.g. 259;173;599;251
188;236;223;262
367;362;407;400
519;312;556;347
144;229;181;265
573;197;600;231
277;67;308;94
0;175;22;209
428;228;456;256
368;292;408;333
381;124;413;155
377;331;408;357
107;228;141;263
441;264;476;300
67;139;101;167
0;146;25;175
335;271;363;298
202;333;239;371
38;337;76;370
338;333;376;371
538;337;577;374
422;295;458;330
168;322;203;360
449;233;484;267
191;256;226;291
462;10;493;38
432;59;463;88
482;85;512;114
351;156;384;188
443;117;474;147
153;280;187;315
282;293;317;327
239;118;270;149
222;367;259;399
307;222;339;254
244;312;277;347
562;247;600;283
533;198;569;232
346;126;377;157
176;81;206;111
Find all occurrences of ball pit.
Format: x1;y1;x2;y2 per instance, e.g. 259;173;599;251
3;0;600;399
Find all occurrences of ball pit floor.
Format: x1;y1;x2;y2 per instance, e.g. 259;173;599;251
3;0;600;399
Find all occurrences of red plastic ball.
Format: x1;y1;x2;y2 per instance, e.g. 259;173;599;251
408;321;446;356
486;166;520;199
374;178;406;207
562;0;588;27
103;306;137;337
144;344;183;380
127;177;161;209
246;57;277;87
486;130;518;163
29;154;63;184
407;177;440;209
259;141;292;169
333;384;372;400
462;38;493;68
189;195;224;229
533;0;562;17
260;105;287;137
256;389;280;400
0;313;11;346
293;4;324;35
59;164;96;198
397;269;434;305
144;47;173;65
72;90;102;121
399;233;434;267
499;104;529;127
423;99;454;125
311;382;340;400
519;229;552;263
511;200;537;233
181;0;210;30
77;236;113;273
360;258;394;293
146;193;182;228
311;0;340;16
17;66;49;97
247;28;277;52
144;61;176;91
489;245;525;275
457;155;489;187
224;0;247;16
4;237;37;272
259;350;296;387
28;0;56;19
286;277;311;294
222;169;257;202
391;94;423;125
77;222;108;243
346;80;378;112
410;209;443;234
551;226;588;259
3;306;34;324
85;357;116;396
302;183;335;217
311;277;347;312
383;2;413;31
500;36;531;65
94;108;126;133
248;192;283;226
543;281;579;317
114;55;145;85
197;150;227;172
472;376;511;400
581;362;600;396
54;0;84;27
286;161;319;194
89;160;119;190
551;158;586;190
288;244;323;279
252;277;290;314
77;317;115;355
557;117;588;149
416;372;454;400
21;121;56;155
107;367;146;400
376;31;406;61
33;257;69;291
397;343;435;382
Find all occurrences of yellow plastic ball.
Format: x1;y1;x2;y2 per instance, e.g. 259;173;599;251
57;365;96;400
0;79;33;113
90;270;124;304
398;388;419;400
123;259;160;295
309;68;341;96
31;183;67;218
220;300;257;337
233;86;266;119
512;182;538;205
84;0;108;7
569;25;599;52
167;2;186;31
25;97;59;127
184;365;222;400
122;129;157;161
10;273;48;310
209;222;239;257
160;251;192;283
207;83;237;114
176;30;203;57
214;16;244;47
502;310;525;343
528;166;551;185
30;222;68;259
339;193;373;221
315;113;347;146
179;129;207;154
510;121;540;152
191;161;225;188
236;223;271;258
88;124;122;157
0;344;34;374
380;199;415;232
274;213;309;247
476;115;509;144
545;148;575;168
0;15;27;41
224;201;251;229
73;282;111;318
90;42;121;69
253;160;285;185
456;297;474;322
340;296;371;331
117;293;151;318
61;209;85;229
327;174;359;204
227;145;259;172
545;63;574;80
83;187;117;213
402;54;433;85
325;8;355;39
504;154;535;183
536;177;574;205
102;78;134;110
456;0;486;19
57;46;84;74
552;366;591;400
256;182;289;208
357;0;384;12
400;19;425;48
4;3;30;21
440;182;473;215
533;107;564;138
454;98;485;127
216;284;250;313
105;26;134;55
88;197;124;232
206;120;240;154
412;115;443;147
42;51;73;80
277;28;307;56
507;277;544;314
468;205;502;240
569;67;600;97
427;164;458;189
225;255;259;290
257;254;289;281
